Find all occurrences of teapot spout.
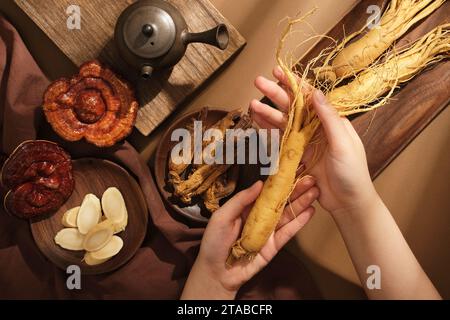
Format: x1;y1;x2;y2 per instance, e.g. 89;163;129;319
183;24;229;50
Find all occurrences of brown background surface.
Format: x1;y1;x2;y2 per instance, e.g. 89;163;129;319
0;0;448;299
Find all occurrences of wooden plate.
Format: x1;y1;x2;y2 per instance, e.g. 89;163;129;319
31;158;148;275
155;109;261;224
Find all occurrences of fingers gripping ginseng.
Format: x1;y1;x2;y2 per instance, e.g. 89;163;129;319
229;124;316;262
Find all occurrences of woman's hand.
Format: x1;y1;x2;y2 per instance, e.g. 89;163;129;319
249;67;441;300
251;67;379;217
181;178;318;300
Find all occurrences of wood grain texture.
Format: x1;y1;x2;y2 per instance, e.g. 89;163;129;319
300;0;449;179
30;158;148;275
15;0;246;136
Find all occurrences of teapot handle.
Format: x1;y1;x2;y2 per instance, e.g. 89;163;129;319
182;24;229;50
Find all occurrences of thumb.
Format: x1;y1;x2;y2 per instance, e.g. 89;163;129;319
312;90;349;148
219;180;263;221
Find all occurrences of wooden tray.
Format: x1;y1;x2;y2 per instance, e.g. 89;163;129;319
31;158;148;275
298;0;449;179
15;0;246;136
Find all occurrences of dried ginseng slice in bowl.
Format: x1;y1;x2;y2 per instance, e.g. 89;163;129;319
61;206;80;228
101;187;128;233
83;219;115;252
1;140;74;219
54;228;85;251
77;194;102;234
84;236;124;266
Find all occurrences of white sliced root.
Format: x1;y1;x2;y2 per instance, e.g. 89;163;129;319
90;236;123;260
61;206;80;228
54;190;128;266
101;187;128;233
54;228;85;251
112;213;128;234
83;219;114;252
77;194;102;234
84;252;110;266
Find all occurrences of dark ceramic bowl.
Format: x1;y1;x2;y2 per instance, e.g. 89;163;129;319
154;108;261;224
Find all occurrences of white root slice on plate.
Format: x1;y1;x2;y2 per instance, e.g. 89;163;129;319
61;206;80;228
84;252;109;266
83;219;114;252
55;188;128;266
91;235;123;260
84;236;123;265
101;187;128;233
77;194;101;234
54;228;85;251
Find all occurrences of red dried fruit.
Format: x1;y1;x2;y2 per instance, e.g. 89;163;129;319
1;140;74;219
43;60;139;147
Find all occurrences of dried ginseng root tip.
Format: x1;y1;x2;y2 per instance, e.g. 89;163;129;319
54;228;85;251
77;194;101;234
61;206;80;228
226;240;251;265
101;187;128;233
83;219;114;252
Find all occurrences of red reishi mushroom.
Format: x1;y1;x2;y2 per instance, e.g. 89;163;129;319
1;140;74;219
43;60;139;147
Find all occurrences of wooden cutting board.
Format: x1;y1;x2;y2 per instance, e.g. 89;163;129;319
15;0;246;136
299;0;449;179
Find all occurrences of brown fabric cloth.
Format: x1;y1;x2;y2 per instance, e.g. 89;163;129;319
0;16;321;299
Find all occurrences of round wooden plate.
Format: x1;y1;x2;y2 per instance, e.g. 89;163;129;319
155;109;261;224
30;158;148;275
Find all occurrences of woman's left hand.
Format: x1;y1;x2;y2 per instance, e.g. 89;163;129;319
181;177;318;300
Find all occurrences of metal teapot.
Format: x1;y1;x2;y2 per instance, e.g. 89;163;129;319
114;0;230;79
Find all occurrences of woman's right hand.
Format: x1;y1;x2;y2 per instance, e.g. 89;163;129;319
251;67;380;217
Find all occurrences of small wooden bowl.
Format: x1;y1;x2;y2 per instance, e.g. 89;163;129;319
31;158;148;275
155;109;261;224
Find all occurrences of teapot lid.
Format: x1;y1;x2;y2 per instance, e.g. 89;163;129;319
121;4;176;59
